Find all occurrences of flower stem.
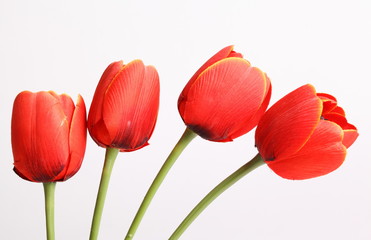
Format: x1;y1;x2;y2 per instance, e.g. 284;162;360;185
169;153;265;240
89;147;119;240
124;128;197;240
43;182;56;240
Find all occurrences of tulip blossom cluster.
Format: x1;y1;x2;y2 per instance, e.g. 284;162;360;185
9;45;358;240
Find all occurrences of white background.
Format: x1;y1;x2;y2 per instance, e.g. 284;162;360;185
0;0;370;239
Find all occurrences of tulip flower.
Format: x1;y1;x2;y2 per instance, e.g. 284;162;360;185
125;45;271;240
169;85;358;240
255;84;358;180
88;60;160;240
11;90;87;240
178;45;271;142
88;60;160;152
12;91;87;182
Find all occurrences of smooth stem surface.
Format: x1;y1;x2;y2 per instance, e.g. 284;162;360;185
43;182;56;240
169;153;265;240
89;147;119;240
124;128;197;240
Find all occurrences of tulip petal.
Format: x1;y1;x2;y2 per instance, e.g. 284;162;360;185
103;60;160;150
178;45;239;113
57;94;75;124
230;74;272;139
12;91;70;182
255;84;322;160
329;106;345;116
189;45;236;85
88;61;125;146
119;65;159;151
317;93;337;102
228;51;243;58
322;112;356;130
343;129;359;148
102;60;145;144
54;95;87;181
318;93;338;114
181;58;267;141
266;120;347;180
49;91;75;124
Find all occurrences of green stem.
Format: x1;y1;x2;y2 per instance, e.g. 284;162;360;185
43;182;56;240
89;147;119;240
169;153;265;240
124;128;197;240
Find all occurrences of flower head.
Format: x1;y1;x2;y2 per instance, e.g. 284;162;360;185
255;84;358;180
88;60;160;151
178;45;271;142
11;91;87;182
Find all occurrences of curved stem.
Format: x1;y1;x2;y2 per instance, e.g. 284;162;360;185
169;153;265;240
89;147;119;240
43;182;56;240
124;128;197;240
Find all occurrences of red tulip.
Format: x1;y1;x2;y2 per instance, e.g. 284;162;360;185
11;91;87;182
178;45;271;142
88;60;160;151
255;84;359;180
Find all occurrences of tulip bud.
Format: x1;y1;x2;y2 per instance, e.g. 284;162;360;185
178;45;271;142
88;60;160;151
11;91;87;182
255;84;359;180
